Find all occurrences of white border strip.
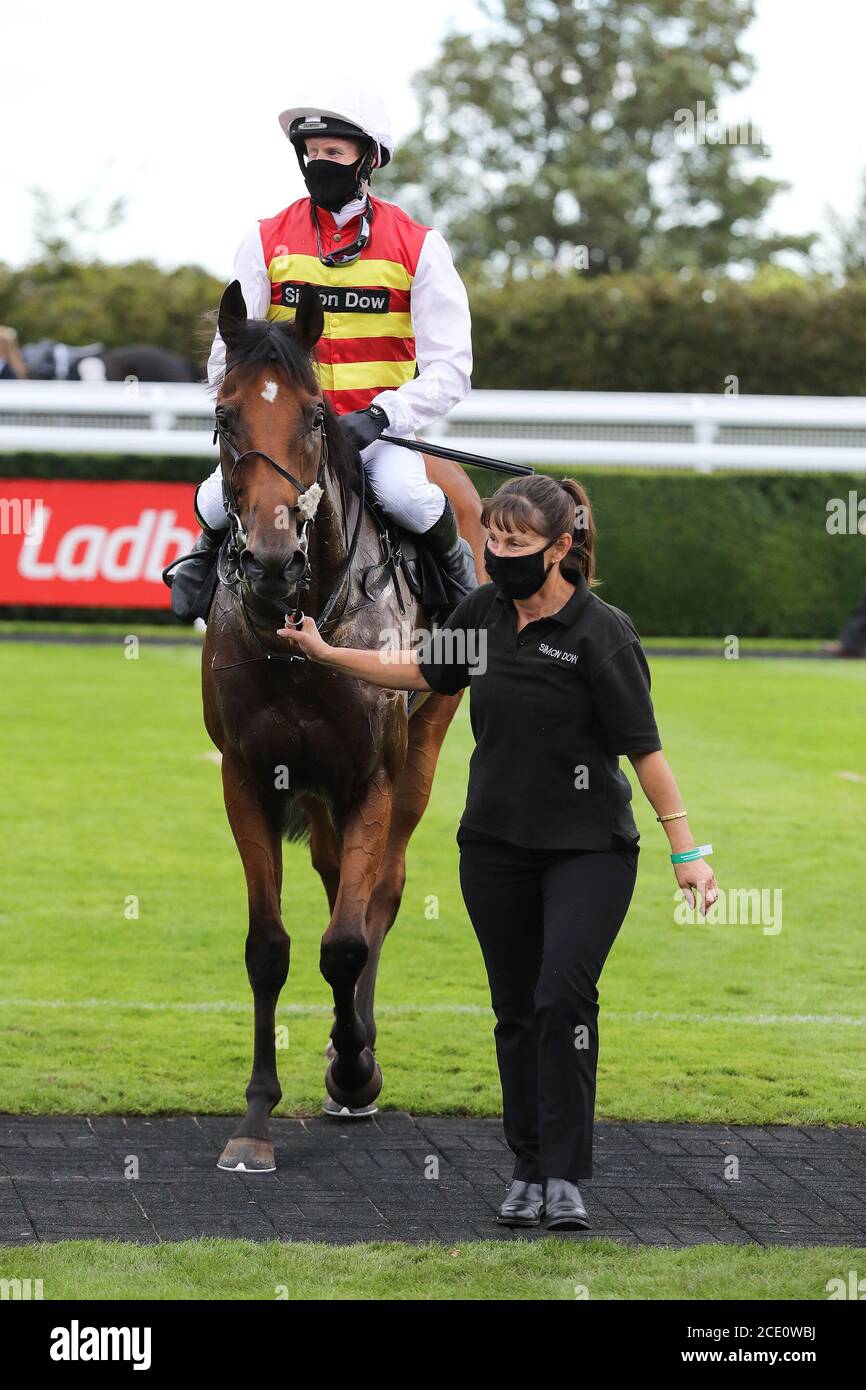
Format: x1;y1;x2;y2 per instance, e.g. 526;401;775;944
0;999;864;1027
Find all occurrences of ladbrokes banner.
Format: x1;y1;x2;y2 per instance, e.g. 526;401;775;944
0;479;197;607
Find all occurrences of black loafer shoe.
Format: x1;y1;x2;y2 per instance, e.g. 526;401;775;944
497;1180;544;1226
543;1177;590;1231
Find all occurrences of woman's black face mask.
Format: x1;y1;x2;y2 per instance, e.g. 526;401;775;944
483;536;558;599
303;153;366;211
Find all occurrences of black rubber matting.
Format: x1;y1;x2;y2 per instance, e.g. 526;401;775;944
1;1114;864;1246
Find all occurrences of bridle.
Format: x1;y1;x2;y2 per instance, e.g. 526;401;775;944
212;391;366;663
214;398;327;612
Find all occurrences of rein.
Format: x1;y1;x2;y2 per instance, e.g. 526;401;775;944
212;400;367;669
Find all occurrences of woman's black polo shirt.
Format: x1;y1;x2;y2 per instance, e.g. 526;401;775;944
416;573;662;851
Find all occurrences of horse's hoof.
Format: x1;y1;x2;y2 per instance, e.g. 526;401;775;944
324;1054;383;1110
322;1096;379;1119
216;1137;276;1173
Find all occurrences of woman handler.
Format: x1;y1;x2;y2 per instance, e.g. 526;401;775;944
278;474;718;1232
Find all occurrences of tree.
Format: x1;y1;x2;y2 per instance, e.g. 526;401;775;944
826;172;866;281
27;187;129;265
0;188;222;364
380;0;814;280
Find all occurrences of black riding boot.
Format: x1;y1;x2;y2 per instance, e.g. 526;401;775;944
420;498;477;619
163;523;226;623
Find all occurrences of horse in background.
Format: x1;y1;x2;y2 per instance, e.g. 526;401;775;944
17;337;200;382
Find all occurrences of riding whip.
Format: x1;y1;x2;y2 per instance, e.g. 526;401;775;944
380;434;534;476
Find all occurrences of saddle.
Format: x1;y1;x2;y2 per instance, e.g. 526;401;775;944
356;491;450;616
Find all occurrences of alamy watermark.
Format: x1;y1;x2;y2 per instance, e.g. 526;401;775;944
380;622;488;675
675;886;782;935
674;101;763;147
0;496;46;541
826;492;866;536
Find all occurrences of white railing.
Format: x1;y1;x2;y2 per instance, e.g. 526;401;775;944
1;381;865;471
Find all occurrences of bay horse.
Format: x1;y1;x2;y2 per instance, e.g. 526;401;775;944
203;280;485;1172
20;338;199;381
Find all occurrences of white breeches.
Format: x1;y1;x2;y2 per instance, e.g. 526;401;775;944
359;436;446;531
195;437;446;535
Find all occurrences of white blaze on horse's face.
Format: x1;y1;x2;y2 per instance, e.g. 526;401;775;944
260;380;278;403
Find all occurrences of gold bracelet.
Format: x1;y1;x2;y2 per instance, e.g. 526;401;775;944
657;810;688;823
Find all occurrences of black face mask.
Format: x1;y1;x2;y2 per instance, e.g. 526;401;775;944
483;537;557;600
303;154;366;211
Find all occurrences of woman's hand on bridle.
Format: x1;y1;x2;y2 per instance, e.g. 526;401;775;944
277;613;330;660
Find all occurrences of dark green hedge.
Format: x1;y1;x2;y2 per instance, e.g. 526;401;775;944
0;259;221;364
5;256;866;395
468;466;866;638
0;452;212;483
468;270;866;395
2;454;865;637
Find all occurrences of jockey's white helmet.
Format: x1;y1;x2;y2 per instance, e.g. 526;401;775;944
279;83;395;169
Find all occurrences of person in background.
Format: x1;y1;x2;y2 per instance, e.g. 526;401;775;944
0;327;27;380
277;472;719;1232
824;515;866;658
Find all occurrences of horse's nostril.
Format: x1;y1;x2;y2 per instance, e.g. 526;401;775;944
240;551;268;583
241;549;306;589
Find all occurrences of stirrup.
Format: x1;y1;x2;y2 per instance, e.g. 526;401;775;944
163;527;225;623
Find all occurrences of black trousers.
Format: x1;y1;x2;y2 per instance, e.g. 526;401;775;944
458;833;638;1182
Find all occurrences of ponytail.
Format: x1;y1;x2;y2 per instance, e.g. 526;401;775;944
558;477;597;587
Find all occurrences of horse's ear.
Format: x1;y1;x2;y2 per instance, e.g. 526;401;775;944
293;284;324;350
218;280;248;347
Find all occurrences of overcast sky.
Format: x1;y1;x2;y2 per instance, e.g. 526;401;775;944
2;0;864;275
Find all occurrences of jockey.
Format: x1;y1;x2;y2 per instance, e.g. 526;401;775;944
171;80;477;620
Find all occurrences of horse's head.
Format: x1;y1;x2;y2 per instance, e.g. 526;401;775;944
215;279;330;607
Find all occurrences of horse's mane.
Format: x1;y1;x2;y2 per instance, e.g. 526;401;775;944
207;317;360;493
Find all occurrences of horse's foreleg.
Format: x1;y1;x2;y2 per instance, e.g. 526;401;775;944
217;751;288;1173
300;793;341;914
356;692;461;1050
320;770;392;1109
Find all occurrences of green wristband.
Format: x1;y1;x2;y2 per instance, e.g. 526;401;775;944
671;844;713;864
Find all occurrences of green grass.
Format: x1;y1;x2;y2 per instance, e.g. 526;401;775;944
0;620;200;639
0;619;827;650
1;1238;862;1300
642;636;827;651
2;643;864;1299
1;643;865;1122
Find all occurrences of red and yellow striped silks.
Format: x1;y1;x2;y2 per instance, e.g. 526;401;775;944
258;195;429;415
